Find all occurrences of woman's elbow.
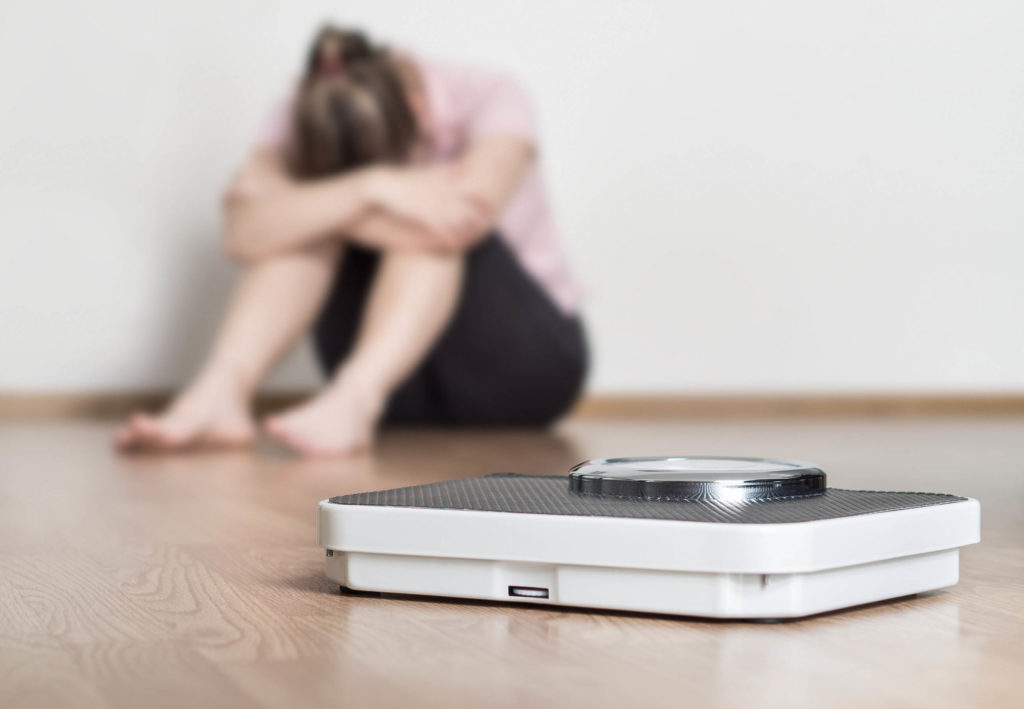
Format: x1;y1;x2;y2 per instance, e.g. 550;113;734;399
221;222;261;263
222;237;250;263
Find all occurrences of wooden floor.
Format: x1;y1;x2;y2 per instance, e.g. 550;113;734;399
1;416;1021;708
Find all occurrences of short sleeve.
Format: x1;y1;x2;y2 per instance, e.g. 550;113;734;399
254;92;295;149
465;75;537;144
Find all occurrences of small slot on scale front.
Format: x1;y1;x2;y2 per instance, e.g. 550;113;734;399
508;585;549;599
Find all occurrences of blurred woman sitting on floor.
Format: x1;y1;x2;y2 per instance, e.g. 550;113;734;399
116;25;586;457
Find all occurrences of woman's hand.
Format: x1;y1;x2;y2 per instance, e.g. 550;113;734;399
222;152;372;262
219;146;511;262
363;165;495;250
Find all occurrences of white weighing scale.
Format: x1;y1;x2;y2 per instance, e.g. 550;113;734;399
317;457;980;619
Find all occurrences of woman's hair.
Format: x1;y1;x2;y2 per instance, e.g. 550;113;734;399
288;25;419;179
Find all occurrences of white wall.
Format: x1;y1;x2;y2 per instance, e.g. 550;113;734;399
1;1;1022;394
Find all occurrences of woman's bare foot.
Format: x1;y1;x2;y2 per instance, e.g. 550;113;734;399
264;377;385;458
114;374;255;453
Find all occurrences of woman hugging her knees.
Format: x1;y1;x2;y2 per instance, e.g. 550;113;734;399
115;25;587;458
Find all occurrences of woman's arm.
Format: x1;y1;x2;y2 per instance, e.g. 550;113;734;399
222;152;486;260
222;150;375;261
452;134;535;228
345;134;535;252
223;132;534;261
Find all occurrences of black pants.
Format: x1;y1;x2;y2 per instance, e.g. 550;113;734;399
313;235;588;425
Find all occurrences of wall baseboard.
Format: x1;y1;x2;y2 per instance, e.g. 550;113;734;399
2;391;1024;420
571;393;1024;417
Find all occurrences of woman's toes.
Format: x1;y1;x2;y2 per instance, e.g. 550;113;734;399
129;413;188;451
114;388;255;454
300;435;354;459
133;414;163;439
263;415;284;437
286;436;322;458
263;415;300;447
262;416;293;446
261;386;380;459
113;424;137;450
204;428;254;448
263;409;340;458
115;413;152;450
125;413;153;443
132;415;171;449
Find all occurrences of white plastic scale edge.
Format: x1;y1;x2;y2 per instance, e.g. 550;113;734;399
317;497;980;619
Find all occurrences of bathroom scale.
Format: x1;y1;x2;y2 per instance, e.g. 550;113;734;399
317;457;980;619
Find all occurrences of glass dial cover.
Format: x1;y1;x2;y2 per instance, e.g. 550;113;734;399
568;456;827;502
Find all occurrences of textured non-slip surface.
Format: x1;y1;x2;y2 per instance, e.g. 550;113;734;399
328;473;966;524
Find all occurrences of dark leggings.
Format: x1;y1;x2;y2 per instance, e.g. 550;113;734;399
313;234;588;425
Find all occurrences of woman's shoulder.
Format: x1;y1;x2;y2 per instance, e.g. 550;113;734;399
411;53;503;80
412;54;534;137
413;54;527;101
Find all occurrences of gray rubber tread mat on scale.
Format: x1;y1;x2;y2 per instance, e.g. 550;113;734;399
328;473;965;524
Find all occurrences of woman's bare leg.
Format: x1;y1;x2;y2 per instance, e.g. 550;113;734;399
265;249;463;457
116;242;340;451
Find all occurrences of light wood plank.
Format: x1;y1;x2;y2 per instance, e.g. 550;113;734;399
0;417;1021;708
